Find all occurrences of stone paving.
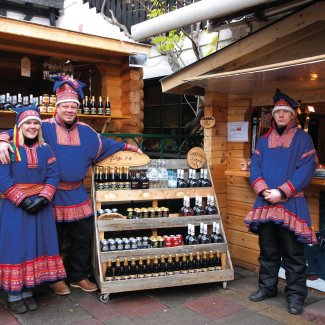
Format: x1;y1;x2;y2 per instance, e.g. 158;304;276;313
1;267;325;325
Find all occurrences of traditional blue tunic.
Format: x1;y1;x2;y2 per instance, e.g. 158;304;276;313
244;121;318;244
0;142;66;293
1;115;125;222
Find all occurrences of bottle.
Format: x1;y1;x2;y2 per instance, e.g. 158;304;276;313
98;167;104;191
104;166;109;190
97;96;104;115
139;171;149;189
152;256;159;277
185;224;192;245
3;93;12;110
201;224;210;244
208;251;216;271
186;169;192;188
197;223;204;244
29;94;34;105
208;196;219;215
193;195;199;215
129;257;137;279
211;223;224;243
188;253;195;273
114;258;122;280
122;258;130;280
189;169;198;188
180;253;188;274
78;99;84;114
83;95;90;115
138;257;145;278
105;96;111;116
106;259;114;281
201;251;208;272
215;250;222;270
124;167;131;189
167;254;174;276
183;197;194;216
117;166;123;190
145;256;153;278
202;169;212;187
194;252;201;272
174;254;181;275
177;170;186;188
198;169;204;187
130;171;140;190
15;93;23;108
110;167;117;190
90;95;97;115
94;166;100;191
188;224;198;245
159;255;167;276
204;195;211;215
179;196;187;216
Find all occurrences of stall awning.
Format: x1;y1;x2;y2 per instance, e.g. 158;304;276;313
184;55;325;96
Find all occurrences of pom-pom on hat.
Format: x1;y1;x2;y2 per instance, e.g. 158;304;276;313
52;75;85;106
10;103;41;128
272;88;298;116
10;103;42;162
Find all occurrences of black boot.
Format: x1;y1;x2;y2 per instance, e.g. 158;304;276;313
288;303;303;315
249;289;277;302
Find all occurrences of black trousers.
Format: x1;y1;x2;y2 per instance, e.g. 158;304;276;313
56;217;94;282
258;222;307;305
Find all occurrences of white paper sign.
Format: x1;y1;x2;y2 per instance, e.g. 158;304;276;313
227;121;249;142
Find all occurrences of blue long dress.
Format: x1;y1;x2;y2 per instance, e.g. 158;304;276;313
0;142;66;293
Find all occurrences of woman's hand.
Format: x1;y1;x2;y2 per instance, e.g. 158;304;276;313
0;142;13;164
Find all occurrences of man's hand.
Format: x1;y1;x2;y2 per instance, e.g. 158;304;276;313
19;197;34;213
26;196;49;214
264;189;282;204
124;143;143;154
0;142;13;165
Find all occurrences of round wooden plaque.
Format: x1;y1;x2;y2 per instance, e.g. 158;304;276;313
200;116;215;129
187;147;206;169
97;151;150;167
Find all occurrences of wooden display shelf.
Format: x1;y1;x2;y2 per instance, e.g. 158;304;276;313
95;269;234;294
224;169;325;186
97;214;220;232
100;242;228;262
96;187;215;202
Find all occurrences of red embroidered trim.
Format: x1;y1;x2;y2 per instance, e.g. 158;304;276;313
268;124;297;149
244;205;317;244
0;255;66;292
24;145;39;168
48;156;56;164
55;124;80;146
4;185;26;206
54;199;93;222
95;133;102;160
58;181;82;190
252;177;268;195
40;184;56;201
279;181;296;198
301;149;316;160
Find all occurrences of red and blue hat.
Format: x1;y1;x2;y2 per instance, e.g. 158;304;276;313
52;75;85;106
272;88;298;116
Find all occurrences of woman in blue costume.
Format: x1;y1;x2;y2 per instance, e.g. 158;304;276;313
245;89;318;315
0;104;66;314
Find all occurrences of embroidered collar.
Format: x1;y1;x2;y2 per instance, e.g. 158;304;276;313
272;119;296;136
268;120;297;148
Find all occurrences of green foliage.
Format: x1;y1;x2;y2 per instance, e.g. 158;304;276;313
204;34;219;57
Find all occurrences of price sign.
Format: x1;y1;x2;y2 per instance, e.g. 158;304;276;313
200;116;215;129
187;147;206;169
97;151;150;167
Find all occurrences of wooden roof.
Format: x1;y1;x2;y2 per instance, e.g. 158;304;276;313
161;1;325;95
0;17;151;64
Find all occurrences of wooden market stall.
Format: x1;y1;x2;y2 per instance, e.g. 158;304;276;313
161;1;325;274
0;16;151;133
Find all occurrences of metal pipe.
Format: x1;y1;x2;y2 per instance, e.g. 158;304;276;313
131;0;273;41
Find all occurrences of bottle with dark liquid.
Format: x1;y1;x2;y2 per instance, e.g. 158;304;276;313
78;99;84;114
152;256;159;277
167;254;174;276
174;254;181;275
201;224;210;244
202;169;212;187
215;250;222;270
90;95;97;115
130;171;140;190
194;252;201;272
188;224;198;245
104;166;109;190
195;196;205;216
124;167;131;189
122;258;130;280
198;169;204;187
201;251;208;272
138;257;145;278
159;255;167;276
188;253;195;273
180;253;188;274
3;93;12;110
105;96;111;116
197;223;204;244
177;169;186;188
94;166;100;191
145;256;152;278
208;251;216;271
97;95;104;115
183;197;194;216
114;258;122;280
207;196;219;215
106;259;114;281
98;167;104;191
15;93;23;108
189;169;198;188
110;167;117;190
211;222;224;243
186;169;192;188
185;224;192;245
129;257;137;279
83;95;90;115
139;171;149;189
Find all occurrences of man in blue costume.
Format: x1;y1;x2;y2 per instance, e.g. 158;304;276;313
245;89;318;315
0;76;141;295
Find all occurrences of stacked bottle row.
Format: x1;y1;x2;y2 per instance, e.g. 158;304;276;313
80;95;111;116
180;195;218;216
185;222;224;245
105;250;223;281
94;166;212;191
